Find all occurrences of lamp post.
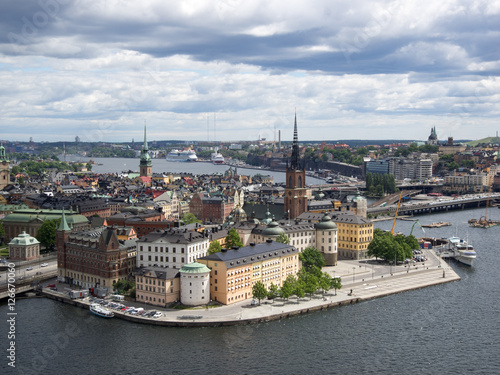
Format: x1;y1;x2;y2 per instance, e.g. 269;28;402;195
352;267;355;284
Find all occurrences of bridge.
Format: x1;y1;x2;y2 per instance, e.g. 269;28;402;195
0;270;57;301
367;194;500;217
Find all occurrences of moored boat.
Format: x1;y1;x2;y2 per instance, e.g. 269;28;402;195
90;303;114;318
166;149;198;162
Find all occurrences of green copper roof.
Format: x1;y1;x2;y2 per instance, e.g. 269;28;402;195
315;214;337;231
8;231;40;246
180;262;211;274
261;220;285;237
58;208;71;231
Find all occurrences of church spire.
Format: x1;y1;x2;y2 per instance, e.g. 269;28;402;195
143;121;149;151
58;207;71;231
290;111;299;170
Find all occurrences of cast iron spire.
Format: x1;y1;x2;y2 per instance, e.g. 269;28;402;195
290;111;299;170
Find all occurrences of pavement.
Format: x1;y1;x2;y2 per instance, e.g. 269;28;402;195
41;248;460;326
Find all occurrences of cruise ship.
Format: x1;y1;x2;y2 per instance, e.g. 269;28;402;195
211;150;224;164
166;149;198;162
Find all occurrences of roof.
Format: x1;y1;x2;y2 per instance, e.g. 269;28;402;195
136;266;180;280
8;231;40;246
199;240;298;269
180;262;211;274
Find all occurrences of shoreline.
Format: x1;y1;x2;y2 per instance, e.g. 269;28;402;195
39;251;460;327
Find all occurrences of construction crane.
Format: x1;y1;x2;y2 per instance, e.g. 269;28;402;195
391;191;403;235
410;220;425;236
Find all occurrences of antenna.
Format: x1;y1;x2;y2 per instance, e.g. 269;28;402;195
207;114;209;142
214;113;216;143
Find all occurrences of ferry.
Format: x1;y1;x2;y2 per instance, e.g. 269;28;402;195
90;303;114;318
431;236;476;267
211;151;224;164
166;149;198;162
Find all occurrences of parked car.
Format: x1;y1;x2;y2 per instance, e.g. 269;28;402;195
153;312;162;318
26;267;33;271
41;263;48;267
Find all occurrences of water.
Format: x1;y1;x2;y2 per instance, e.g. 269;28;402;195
2;207;499;374
63;156;326;185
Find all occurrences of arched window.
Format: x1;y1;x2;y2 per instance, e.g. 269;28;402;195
288;176;293;188
298;176;302;188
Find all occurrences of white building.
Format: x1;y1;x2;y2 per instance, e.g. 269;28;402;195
136;229;209;269
179;262;211;306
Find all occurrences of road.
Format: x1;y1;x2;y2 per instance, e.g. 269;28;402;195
0;257;57;286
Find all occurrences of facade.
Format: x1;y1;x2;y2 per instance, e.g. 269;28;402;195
388;157;433;181
365;159;389;175
198;240;300;305
284;114;308;219
136;228;209;269
443;173;489;193
189;192;234;224
2;208;89;242
57;214;137;289
8;231;40;261
296;211;373;260
0;145;10;190
139;125;152;178
135;267;180;307
179;262;211;306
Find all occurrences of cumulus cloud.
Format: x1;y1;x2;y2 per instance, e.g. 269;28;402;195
0;0;499;142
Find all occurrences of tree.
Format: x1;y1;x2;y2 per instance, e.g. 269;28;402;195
113;280;135;294
319;272;332;296
0;220;5;245
36;219;60;249
267;283;279;301
330;277;342;295
252;281;268;305
181;213;200;225
225;228;243;249
303;273;319;299
280;275;296;301
299;247;326;277
276;232;290;245
208;241;222;255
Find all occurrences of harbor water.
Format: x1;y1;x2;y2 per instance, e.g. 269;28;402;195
1;207;499;374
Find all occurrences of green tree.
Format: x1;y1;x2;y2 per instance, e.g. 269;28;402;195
225;228;243;249
294;279;306;300
181;213;200;225
267;283;280;300
113;280;135;294
303;273;319;299
280;275;295;301
208;241;222;255
319;272;332;296
252;281;268;305
36;219;60;249
330;277;342;295
0;220;5;245
276;232;290;245
299;247;326;277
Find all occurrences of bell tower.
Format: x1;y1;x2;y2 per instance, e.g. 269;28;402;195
139;124;152;177
284;113;307;219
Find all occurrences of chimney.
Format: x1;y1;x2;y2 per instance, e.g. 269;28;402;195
250;242;256;247
221;248;227;252
232;246;239;250
266;239;273;243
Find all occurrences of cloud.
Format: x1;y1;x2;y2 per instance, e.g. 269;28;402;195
0;0;499;142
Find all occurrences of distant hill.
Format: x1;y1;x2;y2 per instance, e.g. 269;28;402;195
467;137;500;147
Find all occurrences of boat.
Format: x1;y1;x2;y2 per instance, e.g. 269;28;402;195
433;236;476;267
90;303;114;318
166;149;198;162
468;217;500;228
211;150;224;164
422;222;451;228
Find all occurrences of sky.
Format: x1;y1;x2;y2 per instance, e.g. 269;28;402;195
0;0;499;143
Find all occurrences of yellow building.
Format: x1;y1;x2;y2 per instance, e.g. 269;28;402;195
198;240;300;305
135;267;180;307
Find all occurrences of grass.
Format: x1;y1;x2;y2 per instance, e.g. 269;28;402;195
0;247;9;257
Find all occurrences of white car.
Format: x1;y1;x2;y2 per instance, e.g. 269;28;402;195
153;312;162;318
41;263;48;267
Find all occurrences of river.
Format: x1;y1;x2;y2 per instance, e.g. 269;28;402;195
62;156;326;185
1;206;499;374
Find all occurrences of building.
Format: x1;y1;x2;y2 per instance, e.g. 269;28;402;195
139;125;152;178
2;208;90;242
284;114;308;219
136;228;209;269
296;211;373;260
427;126;438;145
388;156;433;181
8;231;40;261
189;192;234;224
0;145;10;190
443;173;489;193
198;240;300;305
135;267;180;307
56;212;137;289
179;262;211;306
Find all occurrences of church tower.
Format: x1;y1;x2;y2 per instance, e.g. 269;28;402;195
0;144;10;190
139;124;152;177
284;113;308;219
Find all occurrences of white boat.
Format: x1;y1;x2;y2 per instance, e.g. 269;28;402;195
448;236;476;267
435;236;476;267
166;149;198;162
90;303;114;318
211;151;224;164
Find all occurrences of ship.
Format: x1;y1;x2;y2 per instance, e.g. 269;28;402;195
433;236;476;267
211;149;224;164
166;149;198;162
90;303;114;318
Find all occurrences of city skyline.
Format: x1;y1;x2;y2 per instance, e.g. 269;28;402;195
1;1;499;142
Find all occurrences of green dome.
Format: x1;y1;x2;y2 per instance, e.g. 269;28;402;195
261;220;285;237
261;208;272;225
180;262;211;274
315;214;337;231
8;231;40;246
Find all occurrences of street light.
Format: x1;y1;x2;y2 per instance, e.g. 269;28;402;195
352;267;355;283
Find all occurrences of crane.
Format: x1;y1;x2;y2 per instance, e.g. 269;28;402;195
391;191;403;235
410;220;425;236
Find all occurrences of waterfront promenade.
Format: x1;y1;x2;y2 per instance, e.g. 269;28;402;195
40;248;460;327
